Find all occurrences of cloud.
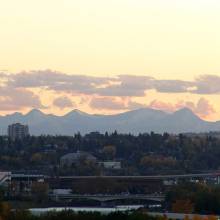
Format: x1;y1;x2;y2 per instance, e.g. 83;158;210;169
89;96;215;119
95;75;153;96
149;100;176;112
53;96;75;109
192;75;220;94
0;69;216;119
0;70;219;118
153;80;193;93
191;98;216;118
90;96;148;111
149;98;215;119
2;70;113;95
127;100;147;110
2;70;220;97
0;87;45;111
0;70;193;96
90;97;126;110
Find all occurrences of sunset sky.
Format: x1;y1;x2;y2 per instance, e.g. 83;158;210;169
0;0;220;120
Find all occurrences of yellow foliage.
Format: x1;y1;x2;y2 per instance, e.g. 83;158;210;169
193;215;203;220
156;215;168;220
0;202;11;219
207;215;217;220
31;153;43;163
103;145;116;159
184;215;190;220
172;199;194;214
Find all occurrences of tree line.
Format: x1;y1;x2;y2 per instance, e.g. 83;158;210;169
1;132;220;175
166;182;220;214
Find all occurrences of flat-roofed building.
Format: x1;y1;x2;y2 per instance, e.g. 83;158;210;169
99;161;121;170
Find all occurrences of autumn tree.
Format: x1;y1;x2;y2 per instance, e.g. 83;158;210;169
102;145;116;160
172;199;194;214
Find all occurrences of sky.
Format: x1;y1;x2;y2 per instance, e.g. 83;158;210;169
0;0;220;120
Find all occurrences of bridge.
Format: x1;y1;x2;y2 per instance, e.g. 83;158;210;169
57;173;220;180
49;193;165;202
12;173;45;181
0;172;11;185
54;173;220;185
1;172;220;186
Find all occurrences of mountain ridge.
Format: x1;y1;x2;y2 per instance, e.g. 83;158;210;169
0;108;219;135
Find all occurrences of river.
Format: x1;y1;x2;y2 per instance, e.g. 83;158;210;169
29;205;144;216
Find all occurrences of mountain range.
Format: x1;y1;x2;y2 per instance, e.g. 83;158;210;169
0;108;219;135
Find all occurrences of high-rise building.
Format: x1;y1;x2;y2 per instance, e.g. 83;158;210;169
8;123;29;140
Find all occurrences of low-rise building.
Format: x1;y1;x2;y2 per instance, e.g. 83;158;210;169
60;151;97;167
99;161;121;170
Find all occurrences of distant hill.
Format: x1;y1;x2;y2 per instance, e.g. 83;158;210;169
0;108;219;135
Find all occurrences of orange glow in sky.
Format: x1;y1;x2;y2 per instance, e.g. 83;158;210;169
0;0;220;120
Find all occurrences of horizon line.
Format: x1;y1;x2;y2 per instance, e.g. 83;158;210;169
0;107;212;122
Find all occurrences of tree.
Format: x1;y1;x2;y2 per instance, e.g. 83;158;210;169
30;153;43;164
0;202;11;220
172;199;194;214
184;215;191;220
31;182;49;203
102;145;116;160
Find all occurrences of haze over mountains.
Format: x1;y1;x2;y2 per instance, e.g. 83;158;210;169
0;108;218;136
